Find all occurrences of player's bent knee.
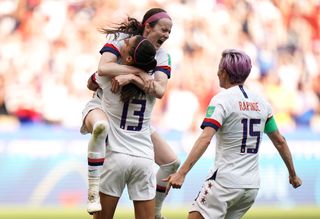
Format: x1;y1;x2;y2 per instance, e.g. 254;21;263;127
161;158;180;174
171;158;181;172
93;121;109;137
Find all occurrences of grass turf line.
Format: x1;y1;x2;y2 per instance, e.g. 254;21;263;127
0;206;319;219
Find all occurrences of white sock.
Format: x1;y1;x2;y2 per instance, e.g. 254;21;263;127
155;159;180;217
88;152;104;189
87;121;109;191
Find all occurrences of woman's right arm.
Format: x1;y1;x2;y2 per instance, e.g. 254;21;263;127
97;52;150;79
111;72;167;99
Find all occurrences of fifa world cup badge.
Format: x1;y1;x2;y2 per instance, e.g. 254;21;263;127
206;106;215;117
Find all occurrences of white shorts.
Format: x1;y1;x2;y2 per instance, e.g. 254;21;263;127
80;90;103;135
190;179;258;219
100;150;156;201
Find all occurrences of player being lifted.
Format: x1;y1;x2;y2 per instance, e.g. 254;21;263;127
89;35;157;219
81;8;179;219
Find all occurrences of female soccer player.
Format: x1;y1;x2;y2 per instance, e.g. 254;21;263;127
166;49;302;219
81;8;179;219
92;34;157;219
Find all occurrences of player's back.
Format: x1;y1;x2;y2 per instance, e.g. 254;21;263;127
213;85;272;188
96;75;156;160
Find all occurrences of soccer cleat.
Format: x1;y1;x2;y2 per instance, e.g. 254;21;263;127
87;190;102;214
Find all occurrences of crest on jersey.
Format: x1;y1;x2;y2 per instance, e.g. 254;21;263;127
206;106;215;117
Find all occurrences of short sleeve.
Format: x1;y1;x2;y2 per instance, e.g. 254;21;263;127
264;103;278;133
99;35;123;57
200;96;225;131
154;49;171;78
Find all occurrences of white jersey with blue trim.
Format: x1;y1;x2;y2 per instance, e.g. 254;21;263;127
201;85;273;188
99;33;172;78
96;74;156;160
154;47;171;78
96;33;159;160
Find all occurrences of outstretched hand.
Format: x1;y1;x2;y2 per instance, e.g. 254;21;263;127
289;175;302;188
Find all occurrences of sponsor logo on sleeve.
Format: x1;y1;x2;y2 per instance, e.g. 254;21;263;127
206;106;215;117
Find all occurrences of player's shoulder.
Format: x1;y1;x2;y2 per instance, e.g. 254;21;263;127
156;47;168;54
216;87;233;99
155;48;171;69
156;47;169;58
210;88;230;105
213;86;255;103
240;86;272;110
117;33;130;41
106;33;129;41
104;33;128;48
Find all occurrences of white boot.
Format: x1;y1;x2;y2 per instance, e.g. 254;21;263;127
87;184;102;214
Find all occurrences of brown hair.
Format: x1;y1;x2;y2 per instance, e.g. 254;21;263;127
100;8;169;39
120;36;157;102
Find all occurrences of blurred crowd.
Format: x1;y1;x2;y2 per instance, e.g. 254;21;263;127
0;0;320;133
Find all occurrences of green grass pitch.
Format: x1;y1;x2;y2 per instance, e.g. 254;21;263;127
0;206;319;219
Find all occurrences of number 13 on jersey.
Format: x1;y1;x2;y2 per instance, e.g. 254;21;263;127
120;99;146;131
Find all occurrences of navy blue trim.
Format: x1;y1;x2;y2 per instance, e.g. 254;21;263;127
88;162;104;166
105;135;108;144
206;169;218;181
154;67;171;79
100;46;121;57
239;85;248;98
200;122;220;131
156;186;166;193
97;91;101;99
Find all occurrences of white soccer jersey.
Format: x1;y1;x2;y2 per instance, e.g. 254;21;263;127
96;74;156;160
154;47;171;78
93;33;170;160
201;85;273;188
99;33;172;78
